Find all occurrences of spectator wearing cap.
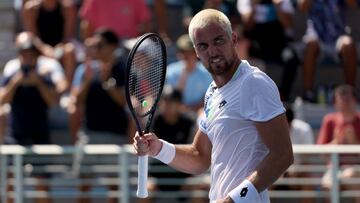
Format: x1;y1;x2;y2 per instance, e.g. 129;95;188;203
282;106;315;203
0;31;67;144
0;31;67;203
165;34;212;114
139;85;198;203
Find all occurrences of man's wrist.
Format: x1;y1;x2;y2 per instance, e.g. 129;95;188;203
152;139;176;164
228;179;259;203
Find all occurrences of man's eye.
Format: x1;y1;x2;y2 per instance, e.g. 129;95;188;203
215;38;225;45
197;44;207;51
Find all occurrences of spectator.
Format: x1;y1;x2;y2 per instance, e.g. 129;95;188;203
237;0;300;101
0;31;67;203
138;85;200;203
71;29;131;145
285;106;315;203
70;29;132;203
298;0;358;102
317;84;360;203
287;106;314;147
22;0;78;86
67;36;99;141
166;34;212;113
79;0;151;40
149;0;187;42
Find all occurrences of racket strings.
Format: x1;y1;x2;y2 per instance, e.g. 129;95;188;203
129;37;165;116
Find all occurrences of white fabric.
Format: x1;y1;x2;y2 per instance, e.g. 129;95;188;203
199;60;284;202
3;56;65;83
290;119;314;165
228;179;260;203
290;119;314;145
152;139;176;164
303;20;344;62
237;0;294;23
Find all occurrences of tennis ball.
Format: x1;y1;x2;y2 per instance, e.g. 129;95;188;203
142;100;148;107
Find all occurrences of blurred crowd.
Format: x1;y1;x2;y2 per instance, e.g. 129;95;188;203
0;0;360;203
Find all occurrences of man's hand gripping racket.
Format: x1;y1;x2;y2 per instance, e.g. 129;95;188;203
125;33;167;198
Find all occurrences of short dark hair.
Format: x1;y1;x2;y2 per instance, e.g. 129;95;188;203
94;28;119;45
162;85;182;102
334;84;356;98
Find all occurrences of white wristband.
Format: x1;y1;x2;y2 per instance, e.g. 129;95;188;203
152;139;176;164
228;179;259;203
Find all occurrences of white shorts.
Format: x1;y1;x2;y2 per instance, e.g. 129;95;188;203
303;20;346;63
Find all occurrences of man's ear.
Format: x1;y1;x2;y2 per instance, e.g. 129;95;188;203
231;32;238;44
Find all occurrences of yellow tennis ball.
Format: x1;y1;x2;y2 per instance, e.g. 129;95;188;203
142;100;148;107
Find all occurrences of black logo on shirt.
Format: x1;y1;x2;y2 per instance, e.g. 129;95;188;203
218;100;227;109
240;187;248;197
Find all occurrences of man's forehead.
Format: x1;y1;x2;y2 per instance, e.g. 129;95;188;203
193;24;226;42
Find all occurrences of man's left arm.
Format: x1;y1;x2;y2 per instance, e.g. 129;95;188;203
250;113;294;191
220;113;293;203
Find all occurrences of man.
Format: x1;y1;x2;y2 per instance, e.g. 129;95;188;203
71;29;130;144
70;29;131;203
237;0;299;102
166;34;212;113
0;31;67;144
140;85;197;203
297;0;358;102
0;31;67;203
134;9;293;203
79;0;151;40
284;106;314;203
317;84;360;203
22;0;78;85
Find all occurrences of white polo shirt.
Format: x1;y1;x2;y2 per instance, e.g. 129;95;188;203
199;60;285;202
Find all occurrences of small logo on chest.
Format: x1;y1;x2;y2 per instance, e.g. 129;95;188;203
218;100;227;109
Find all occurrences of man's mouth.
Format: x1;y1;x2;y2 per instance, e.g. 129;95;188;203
210;57;222;64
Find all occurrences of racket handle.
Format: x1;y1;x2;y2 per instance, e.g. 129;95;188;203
137;155;149;198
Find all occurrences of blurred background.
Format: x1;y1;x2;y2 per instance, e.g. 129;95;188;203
0;0;360;203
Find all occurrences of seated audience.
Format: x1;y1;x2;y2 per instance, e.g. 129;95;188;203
237;0;300;101
22;0;78;85
317;84;360;203
297;0;358;102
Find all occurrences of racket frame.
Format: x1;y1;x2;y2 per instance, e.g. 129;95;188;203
124;33;167;198
125;33;167;136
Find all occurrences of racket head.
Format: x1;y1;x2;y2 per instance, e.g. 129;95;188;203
125;33;167;133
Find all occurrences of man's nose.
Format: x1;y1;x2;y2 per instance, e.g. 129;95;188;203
207;44;219;56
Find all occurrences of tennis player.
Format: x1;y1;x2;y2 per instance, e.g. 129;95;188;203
134;9;293;203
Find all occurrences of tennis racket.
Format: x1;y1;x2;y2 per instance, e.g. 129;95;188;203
125;33;167;198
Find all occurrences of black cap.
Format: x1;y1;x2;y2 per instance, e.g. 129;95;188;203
162;85;182;102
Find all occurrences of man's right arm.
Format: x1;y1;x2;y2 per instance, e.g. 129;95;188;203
0;73;22;105
134;129;212;175
297;0;312;13
169;129;212;175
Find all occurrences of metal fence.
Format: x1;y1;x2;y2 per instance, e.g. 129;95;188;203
1;144;360;203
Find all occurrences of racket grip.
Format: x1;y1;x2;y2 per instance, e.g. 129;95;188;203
137;155;149;198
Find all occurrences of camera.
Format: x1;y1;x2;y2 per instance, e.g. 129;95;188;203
21;64;31;76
